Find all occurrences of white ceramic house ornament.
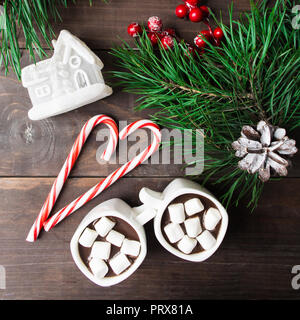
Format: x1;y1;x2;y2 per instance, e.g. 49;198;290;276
21;30;113;120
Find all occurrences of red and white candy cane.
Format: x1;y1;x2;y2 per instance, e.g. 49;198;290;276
43;120;161;232
26;115;118;242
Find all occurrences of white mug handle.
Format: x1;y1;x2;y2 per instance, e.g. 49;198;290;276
131;187;164;226
139;187;164;209
132;204;157;226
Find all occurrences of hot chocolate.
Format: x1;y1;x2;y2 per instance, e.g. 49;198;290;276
161;194;222;255
78;216;141;279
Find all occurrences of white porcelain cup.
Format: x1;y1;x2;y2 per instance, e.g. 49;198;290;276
70;198;156;287
139;178;228;262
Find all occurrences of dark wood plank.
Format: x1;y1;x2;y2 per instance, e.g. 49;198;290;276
0;177;299;299
17;0;252;50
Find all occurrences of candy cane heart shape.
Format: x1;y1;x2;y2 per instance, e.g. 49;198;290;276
43;120;161;232
26;115;119;242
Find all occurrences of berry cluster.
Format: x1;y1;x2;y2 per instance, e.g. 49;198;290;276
175;0;209;23
174;0;224;50
194;25;224;49
127;16;177;50
127;15;224;54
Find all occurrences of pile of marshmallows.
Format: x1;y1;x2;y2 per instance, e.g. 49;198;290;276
78;217;141;279
164;198;222;255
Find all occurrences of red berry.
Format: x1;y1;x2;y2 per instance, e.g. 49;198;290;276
157;32;165;40
164;28;176;37
199;5;210;18
161;35;174;50
175;4;188;19
148;16;163;32
147;32;159;46
185;0;199;7
189;8;203;23
184;0;198;12
213;27;224;40
194;32;209;48
200;29;212;41
127;23;142;37
194;37;206;49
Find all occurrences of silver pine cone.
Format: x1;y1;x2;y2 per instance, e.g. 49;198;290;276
232;121;298;182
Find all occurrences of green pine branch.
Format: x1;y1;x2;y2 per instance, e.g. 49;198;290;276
0;0;98;79
110;0;300;210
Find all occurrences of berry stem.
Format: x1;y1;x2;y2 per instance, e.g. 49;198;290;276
203;19;218;45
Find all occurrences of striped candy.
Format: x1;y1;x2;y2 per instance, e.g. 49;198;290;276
26;115;118;242
43;120;161;232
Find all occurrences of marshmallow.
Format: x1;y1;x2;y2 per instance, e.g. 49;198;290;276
89;258;108;279
164;223;184;243
78;228;98;247
184;216;202;238
94;216;116;237
121;239;141;257
109;252;131;275
197;230;216;250
177;235;197;254
203;208;222;230
184;198;204;216
106;230;125;247
90;241;111;260
168;203;185;224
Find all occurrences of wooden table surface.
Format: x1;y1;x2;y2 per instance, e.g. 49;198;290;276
0;0;300;300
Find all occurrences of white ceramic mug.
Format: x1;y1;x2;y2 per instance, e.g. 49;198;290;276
70;198;156;287
139;178;228;262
